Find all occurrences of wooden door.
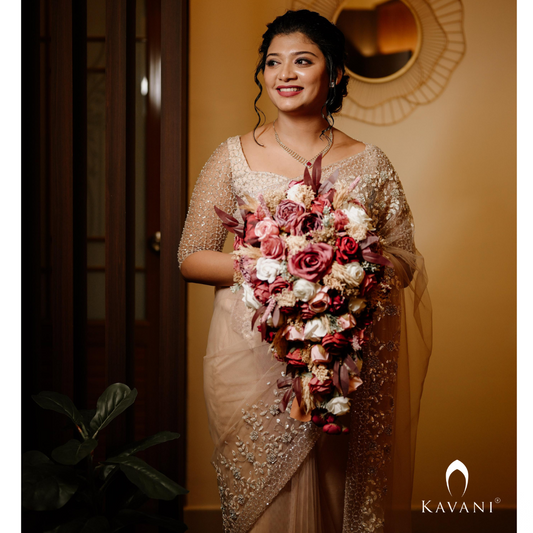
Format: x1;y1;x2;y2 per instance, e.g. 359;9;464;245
22;0;189;529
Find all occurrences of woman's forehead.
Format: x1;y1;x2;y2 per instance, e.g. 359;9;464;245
267;32;322;55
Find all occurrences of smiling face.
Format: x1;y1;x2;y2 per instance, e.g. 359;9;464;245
263;32;331;117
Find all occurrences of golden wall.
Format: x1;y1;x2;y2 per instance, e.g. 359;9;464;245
186;0;516;514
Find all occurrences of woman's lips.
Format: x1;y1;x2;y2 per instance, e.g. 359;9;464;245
276;86;303;97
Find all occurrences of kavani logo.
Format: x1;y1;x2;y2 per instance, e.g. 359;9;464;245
421;459;499;514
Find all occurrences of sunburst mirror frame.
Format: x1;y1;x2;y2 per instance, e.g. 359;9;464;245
291;0;466;125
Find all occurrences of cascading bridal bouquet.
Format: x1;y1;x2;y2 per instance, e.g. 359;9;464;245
214;154;393;434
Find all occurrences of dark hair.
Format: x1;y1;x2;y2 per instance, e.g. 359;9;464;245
253;9;349;145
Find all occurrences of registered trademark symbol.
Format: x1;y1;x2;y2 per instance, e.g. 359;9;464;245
494;497;501;504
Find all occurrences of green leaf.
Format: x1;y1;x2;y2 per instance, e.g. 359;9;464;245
23;450;54;467
80;516;111;533
45;520;84;533
23;460;79;511
107;431;180;461
95;463;117;481
113;509;187;532
32;391;86;433
51;439;98;465
89;384;137;437
105;456;188;500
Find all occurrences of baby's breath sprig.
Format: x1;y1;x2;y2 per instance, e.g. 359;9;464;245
361;260;380;273
230;283;242;293
280;260;297;282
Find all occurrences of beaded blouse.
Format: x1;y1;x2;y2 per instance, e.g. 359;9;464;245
177;135;413;269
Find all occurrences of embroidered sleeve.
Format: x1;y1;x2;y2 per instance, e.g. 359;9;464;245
177;140;235;269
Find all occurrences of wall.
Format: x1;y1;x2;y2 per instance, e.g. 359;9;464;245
186;0;516;518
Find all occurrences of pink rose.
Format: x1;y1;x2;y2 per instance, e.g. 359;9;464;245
310;345;330;363
269;276;289;295
255;219;280;241
310;196;331;215
283;325;305;342
233;235;244;250
294;213;323;236
275;200;305;232
333;210;349;231
260;235;286;260
288;243;334;283
253;281;270;304
308;288;330;314
338;313;356;331
287;179;303;189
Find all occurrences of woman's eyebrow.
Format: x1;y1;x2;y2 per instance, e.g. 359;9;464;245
266;51;319;58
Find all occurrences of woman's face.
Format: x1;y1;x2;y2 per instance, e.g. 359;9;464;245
263;32;330;117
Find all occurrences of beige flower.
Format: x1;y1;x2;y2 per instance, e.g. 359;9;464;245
275;287;297;308
332;182;353;210
285;235;308;255
301;374;316;413
263;189;287;216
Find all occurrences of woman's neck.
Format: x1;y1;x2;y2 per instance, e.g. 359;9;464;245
273;114;331;148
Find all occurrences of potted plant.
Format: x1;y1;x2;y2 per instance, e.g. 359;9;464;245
22;383;187;532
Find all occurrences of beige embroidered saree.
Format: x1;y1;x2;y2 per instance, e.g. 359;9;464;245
178;136;432;533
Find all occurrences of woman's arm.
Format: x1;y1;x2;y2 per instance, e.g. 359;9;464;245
177;141;236;286
180;250;234;287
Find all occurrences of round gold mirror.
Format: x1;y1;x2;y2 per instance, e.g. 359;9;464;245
292;0;466;125
333;0;421;83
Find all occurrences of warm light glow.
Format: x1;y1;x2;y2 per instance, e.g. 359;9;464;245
140;76;148;96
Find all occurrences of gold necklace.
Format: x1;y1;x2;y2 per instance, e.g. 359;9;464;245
273;120;333;168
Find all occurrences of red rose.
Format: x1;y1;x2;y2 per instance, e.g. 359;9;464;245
330;291;347;314
322;332;352;356
309;376;333;395
294;213;323;236
253;281;270;304
275;200;305;232
323;423;342;435
335;236;359;265
260;235;286;259
360;273;378;296
288;243;334;283
244;214;260;246
269;276;289;295
300;302;316;320
333;210;349;231
286;349;307;368
310;196;331;215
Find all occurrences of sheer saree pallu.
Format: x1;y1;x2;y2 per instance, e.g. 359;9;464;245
180;136;432;533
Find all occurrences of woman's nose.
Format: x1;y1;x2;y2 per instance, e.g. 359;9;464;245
278;62;295;81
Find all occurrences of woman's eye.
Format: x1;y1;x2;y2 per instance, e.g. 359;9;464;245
266;60;278;67
296;58;312;65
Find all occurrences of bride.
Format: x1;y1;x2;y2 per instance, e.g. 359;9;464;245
178;9;432;533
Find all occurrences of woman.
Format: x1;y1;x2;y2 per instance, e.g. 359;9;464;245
178;10;431;533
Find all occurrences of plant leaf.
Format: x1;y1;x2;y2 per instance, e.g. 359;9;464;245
105;456;188;500
23;450;54;467
23;460;79;511
89;384;137;437
79;516;111;533
32;391;86;432
113;509;188;532
45;520;84;533
107;431;180;461
51;439;98;465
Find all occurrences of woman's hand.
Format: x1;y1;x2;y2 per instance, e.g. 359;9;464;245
180;250;235;287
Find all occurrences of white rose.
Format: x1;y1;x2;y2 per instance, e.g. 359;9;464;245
256;257;282;284
325;396;351;416
286;183;305;202
242;283;261;310
344;262;366;285
348;297;366;314
304;317;328;341
342;205;373;229
292;279;318;302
